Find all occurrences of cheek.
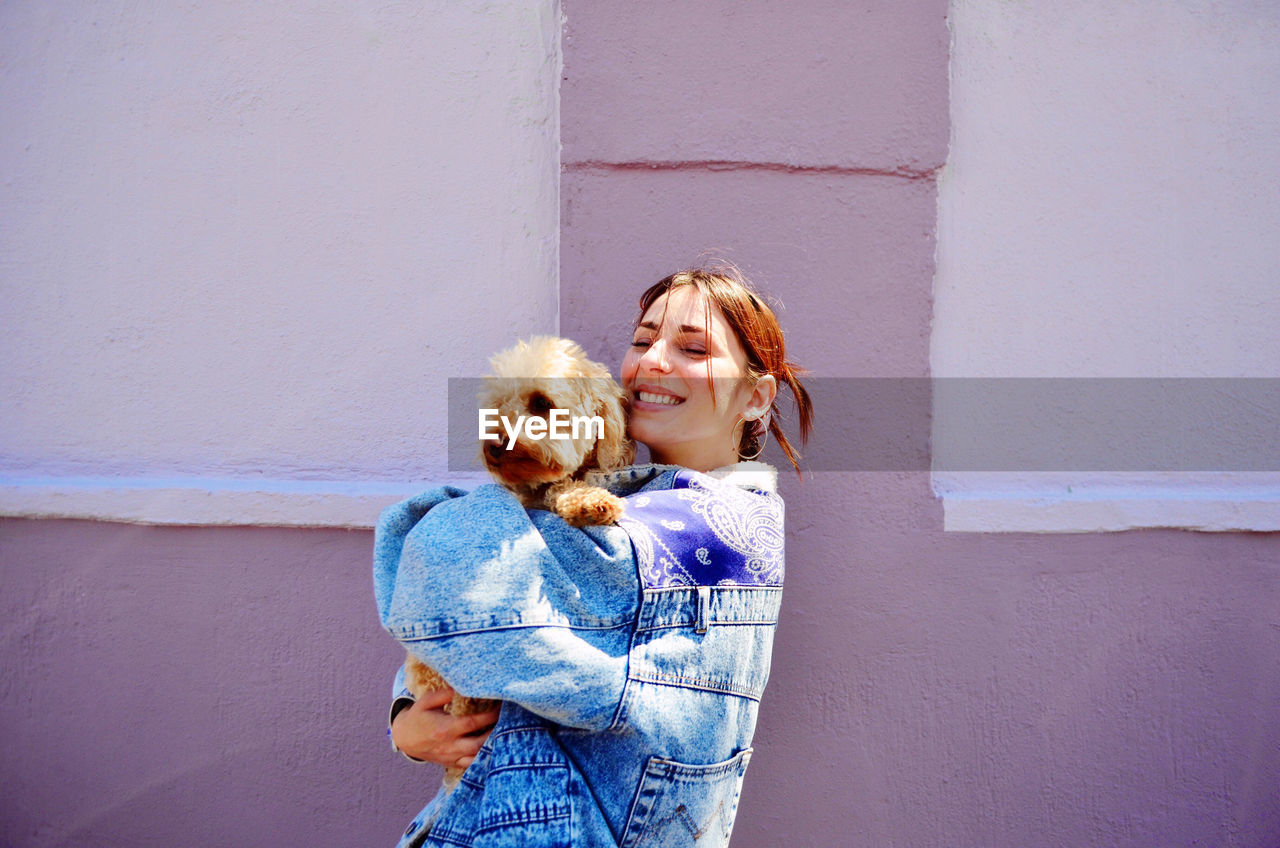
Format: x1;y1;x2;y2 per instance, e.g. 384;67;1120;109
704;377;746;416
619;352;638;385
683;381;720;414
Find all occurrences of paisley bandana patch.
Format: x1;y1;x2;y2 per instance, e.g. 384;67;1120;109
618;470;784;589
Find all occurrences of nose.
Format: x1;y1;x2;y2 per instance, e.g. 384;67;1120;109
637;338;671;373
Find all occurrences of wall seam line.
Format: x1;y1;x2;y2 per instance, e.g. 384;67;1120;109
562;159;942;181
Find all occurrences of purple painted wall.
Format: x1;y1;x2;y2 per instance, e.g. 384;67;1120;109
560;2;1280;847
0;518;429;845
3;3;1279;848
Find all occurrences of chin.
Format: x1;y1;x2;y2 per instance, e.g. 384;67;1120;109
626;424;668;456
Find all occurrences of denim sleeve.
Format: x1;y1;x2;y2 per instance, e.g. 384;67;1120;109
386;662;427;762
374;484;639;731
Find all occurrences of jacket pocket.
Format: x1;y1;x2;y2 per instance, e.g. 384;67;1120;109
620;748;752;848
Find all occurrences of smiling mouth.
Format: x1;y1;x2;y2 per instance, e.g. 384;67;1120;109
635;390;684;406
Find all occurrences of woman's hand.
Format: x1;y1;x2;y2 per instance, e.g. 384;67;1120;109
391;687;500;769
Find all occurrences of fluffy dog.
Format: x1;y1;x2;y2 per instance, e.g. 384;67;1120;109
474;335;635;524
403;336;634;787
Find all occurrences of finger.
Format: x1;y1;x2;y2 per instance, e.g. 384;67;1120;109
450;735;486;758
413;688;456;710
421;736;481;767
457;708;500;735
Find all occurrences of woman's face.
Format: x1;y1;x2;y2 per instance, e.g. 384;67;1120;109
621;285;774;471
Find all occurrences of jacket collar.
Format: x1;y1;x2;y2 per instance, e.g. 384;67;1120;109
703;461;778;493
586;461;779;495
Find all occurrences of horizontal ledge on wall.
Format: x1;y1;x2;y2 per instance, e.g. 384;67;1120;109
0;474;491;529
935;478;1280;533
562;159;942;180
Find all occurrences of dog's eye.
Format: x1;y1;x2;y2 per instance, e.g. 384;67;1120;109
528;392;554;415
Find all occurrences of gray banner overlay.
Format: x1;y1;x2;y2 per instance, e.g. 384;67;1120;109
447;378;1279;472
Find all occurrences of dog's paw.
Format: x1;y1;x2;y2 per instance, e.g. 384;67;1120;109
556;487;625;527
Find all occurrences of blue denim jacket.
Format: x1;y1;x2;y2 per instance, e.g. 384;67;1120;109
374;461;785;847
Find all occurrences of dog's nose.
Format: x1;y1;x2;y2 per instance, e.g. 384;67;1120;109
484;441;504;462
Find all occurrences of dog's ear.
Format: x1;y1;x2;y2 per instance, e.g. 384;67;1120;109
592;383;635;471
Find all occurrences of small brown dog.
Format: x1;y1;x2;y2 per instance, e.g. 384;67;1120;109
403;336;635;786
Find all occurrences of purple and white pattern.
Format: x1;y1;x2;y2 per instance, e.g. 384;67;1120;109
618;469;784;589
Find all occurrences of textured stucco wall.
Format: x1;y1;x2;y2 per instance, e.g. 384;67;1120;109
1;2;560;509
931;0;1280;532
560;2;1280;847
1;2;562;845
934;0;1280;378
0;518;428;845
560;0;947;377
3;2;1278;847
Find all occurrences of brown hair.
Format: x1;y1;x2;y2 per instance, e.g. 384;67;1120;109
636;267;814;473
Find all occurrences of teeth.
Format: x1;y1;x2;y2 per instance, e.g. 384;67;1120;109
638;391;682;406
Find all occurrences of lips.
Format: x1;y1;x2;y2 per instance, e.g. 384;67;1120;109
630;384;685;408
636;391;682;406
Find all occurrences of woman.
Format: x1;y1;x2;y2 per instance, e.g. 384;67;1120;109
376;268;812;847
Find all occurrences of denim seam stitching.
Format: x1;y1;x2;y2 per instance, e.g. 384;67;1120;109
628;672;764;701
619;768;661;848
485;762;568;777
636;619;779;632
394;619;633;641
489;725;549;739
645;749;751;778
473;809;571;836
642;585;784;594
421;829;472;847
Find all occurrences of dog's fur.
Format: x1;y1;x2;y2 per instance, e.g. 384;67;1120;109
403;336;635;786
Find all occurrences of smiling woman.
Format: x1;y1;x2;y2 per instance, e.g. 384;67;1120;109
623;268;813;474
379;266;813;848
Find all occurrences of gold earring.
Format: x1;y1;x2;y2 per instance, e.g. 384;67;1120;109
734;415;768;461
730;416;746;454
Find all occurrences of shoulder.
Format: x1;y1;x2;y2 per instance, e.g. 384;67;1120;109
697;461;779;496
587;461;780;499
612;462;785;589
375;483;525;554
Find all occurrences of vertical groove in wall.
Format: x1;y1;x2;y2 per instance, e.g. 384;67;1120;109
553;0;564;337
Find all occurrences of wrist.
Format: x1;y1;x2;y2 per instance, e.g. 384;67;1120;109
388;697;427;762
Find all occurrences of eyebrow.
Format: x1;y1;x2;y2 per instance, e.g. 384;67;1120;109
636;321;710;336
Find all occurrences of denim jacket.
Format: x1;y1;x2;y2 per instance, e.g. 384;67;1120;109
373;461;785;847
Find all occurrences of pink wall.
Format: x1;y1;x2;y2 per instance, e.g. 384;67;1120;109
3;3;1278;847
559;2;1280;847
0;518;428;844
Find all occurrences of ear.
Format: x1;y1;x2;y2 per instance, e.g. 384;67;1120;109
742;374;777;423
592;384;635;470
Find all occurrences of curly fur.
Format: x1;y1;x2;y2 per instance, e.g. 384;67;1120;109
476;336;634;520
403;336;635;788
